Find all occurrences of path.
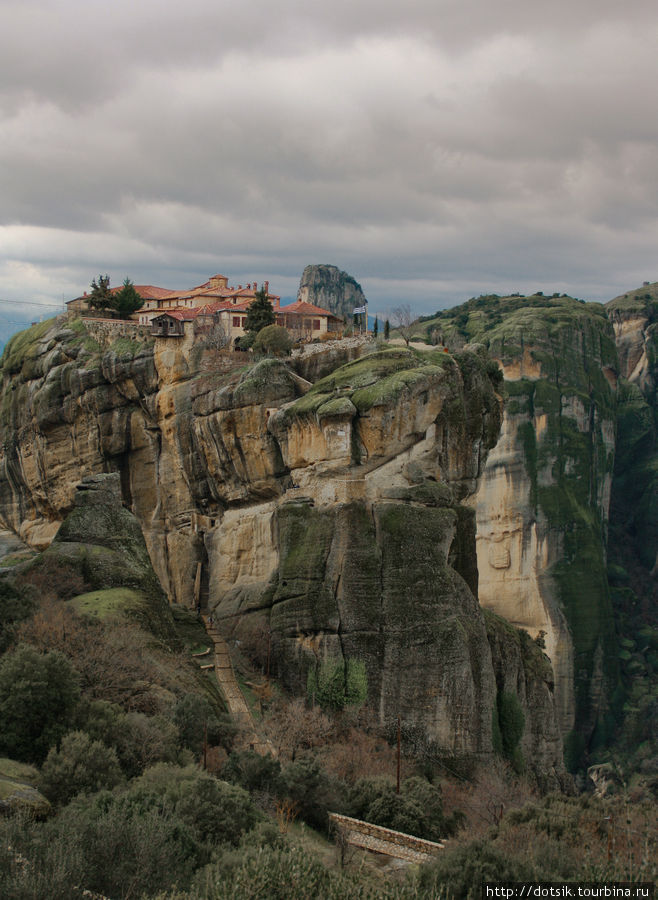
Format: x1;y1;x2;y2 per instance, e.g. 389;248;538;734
202;617;274;756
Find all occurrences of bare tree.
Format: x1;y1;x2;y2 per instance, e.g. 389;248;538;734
390;304;417;346
195;317;230;351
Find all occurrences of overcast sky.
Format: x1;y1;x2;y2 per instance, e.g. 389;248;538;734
2;0;658;331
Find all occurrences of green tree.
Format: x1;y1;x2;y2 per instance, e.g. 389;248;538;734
496;691;525;772
0;644;80;762
39;730;123;805
88;274;112;311
244;287;275;336
373;317;379;337
111;278;143;318
384;318;390;339
307;657;367;712
0;578;36;653
253;324;292;356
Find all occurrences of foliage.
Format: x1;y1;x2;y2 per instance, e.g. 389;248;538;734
173;693;235;755
306;657;368;712
416;838;535;899
130;764;261;848
280;753;347;832
39;730;123;806
16;599;163;712
186;844;406;900
348;775;460;842
74;698;182;777
112;278;143;317
384;318;390;339
0;577;36;653
222;749;283;796
88;274;112;311
495;691;526;772
253;324;292;356
244;287;275;336
0;644;80;762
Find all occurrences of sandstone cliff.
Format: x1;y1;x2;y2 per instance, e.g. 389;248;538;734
297;264;367;322
428;296;619;757
0;317;565;772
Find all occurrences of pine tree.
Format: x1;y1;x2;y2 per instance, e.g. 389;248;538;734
112;278;143;318
373;317;379;337
244;287;275;336
89;274;112;311
384;319;390;340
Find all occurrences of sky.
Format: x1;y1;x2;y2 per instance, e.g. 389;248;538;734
2;0;658;337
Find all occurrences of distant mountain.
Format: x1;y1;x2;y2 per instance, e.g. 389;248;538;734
296;264;368;322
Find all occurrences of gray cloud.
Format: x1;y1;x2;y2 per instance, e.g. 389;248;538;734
2;0;658;324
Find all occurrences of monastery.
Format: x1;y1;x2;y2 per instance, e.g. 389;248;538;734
67;274;343;347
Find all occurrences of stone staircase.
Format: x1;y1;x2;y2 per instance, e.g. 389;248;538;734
202;617;274;756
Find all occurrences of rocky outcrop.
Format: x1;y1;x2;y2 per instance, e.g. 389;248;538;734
0;317;567;770
437;296;619;751
297;264;367;322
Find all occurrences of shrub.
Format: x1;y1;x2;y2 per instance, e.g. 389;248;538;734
253;325;292;356
0;644;80;762
130;764;261;848
173;693;233;755
417;838;535;899
281;754;348;832
306;657;367;712
0;578;36;653
39;731;123;805
222;749;283;796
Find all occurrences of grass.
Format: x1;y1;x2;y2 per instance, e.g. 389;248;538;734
67;587;148;619
1;318;56;376
0;551;37;567
0;758;39;786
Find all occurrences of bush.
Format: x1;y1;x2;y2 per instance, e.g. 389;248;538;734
0;578;36;653
130;764;261;848
222;749;283;796
281;754;348;832
189;845;397;900
173;693;233;755
417;838;535;899
0;644;80;762
348;775;458;841
39;730;123;805
253;325;292;356
306;657;367;712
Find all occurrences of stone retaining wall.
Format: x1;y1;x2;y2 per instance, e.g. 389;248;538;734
328;813;444;864
80;317;152;347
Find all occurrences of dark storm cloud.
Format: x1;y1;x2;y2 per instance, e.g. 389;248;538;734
2;0;658;316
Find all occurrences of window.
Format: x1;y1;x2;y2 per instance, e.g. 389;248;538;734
313;319;320;330
233;316;241;328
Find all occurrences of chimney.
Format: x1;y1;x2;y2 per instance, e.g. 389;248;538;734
264;281;269;294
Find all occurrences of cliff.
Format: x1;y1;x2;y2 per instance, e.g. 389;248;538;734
297;264;367;322
425;295;620;761
0;318;565;772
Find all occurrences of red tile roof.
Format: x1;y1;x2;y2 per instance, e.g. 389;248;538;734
153;308;199;321
118;285;181;301
278;301;341;319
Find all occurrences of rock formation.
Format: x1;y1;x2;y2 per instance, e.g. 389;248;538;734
297;264;367;321
0;310;578;774
433;295;619;755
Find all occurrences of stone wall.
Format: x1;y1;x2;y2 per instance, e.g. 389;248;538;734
328;813;444;863
81;317;152;347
